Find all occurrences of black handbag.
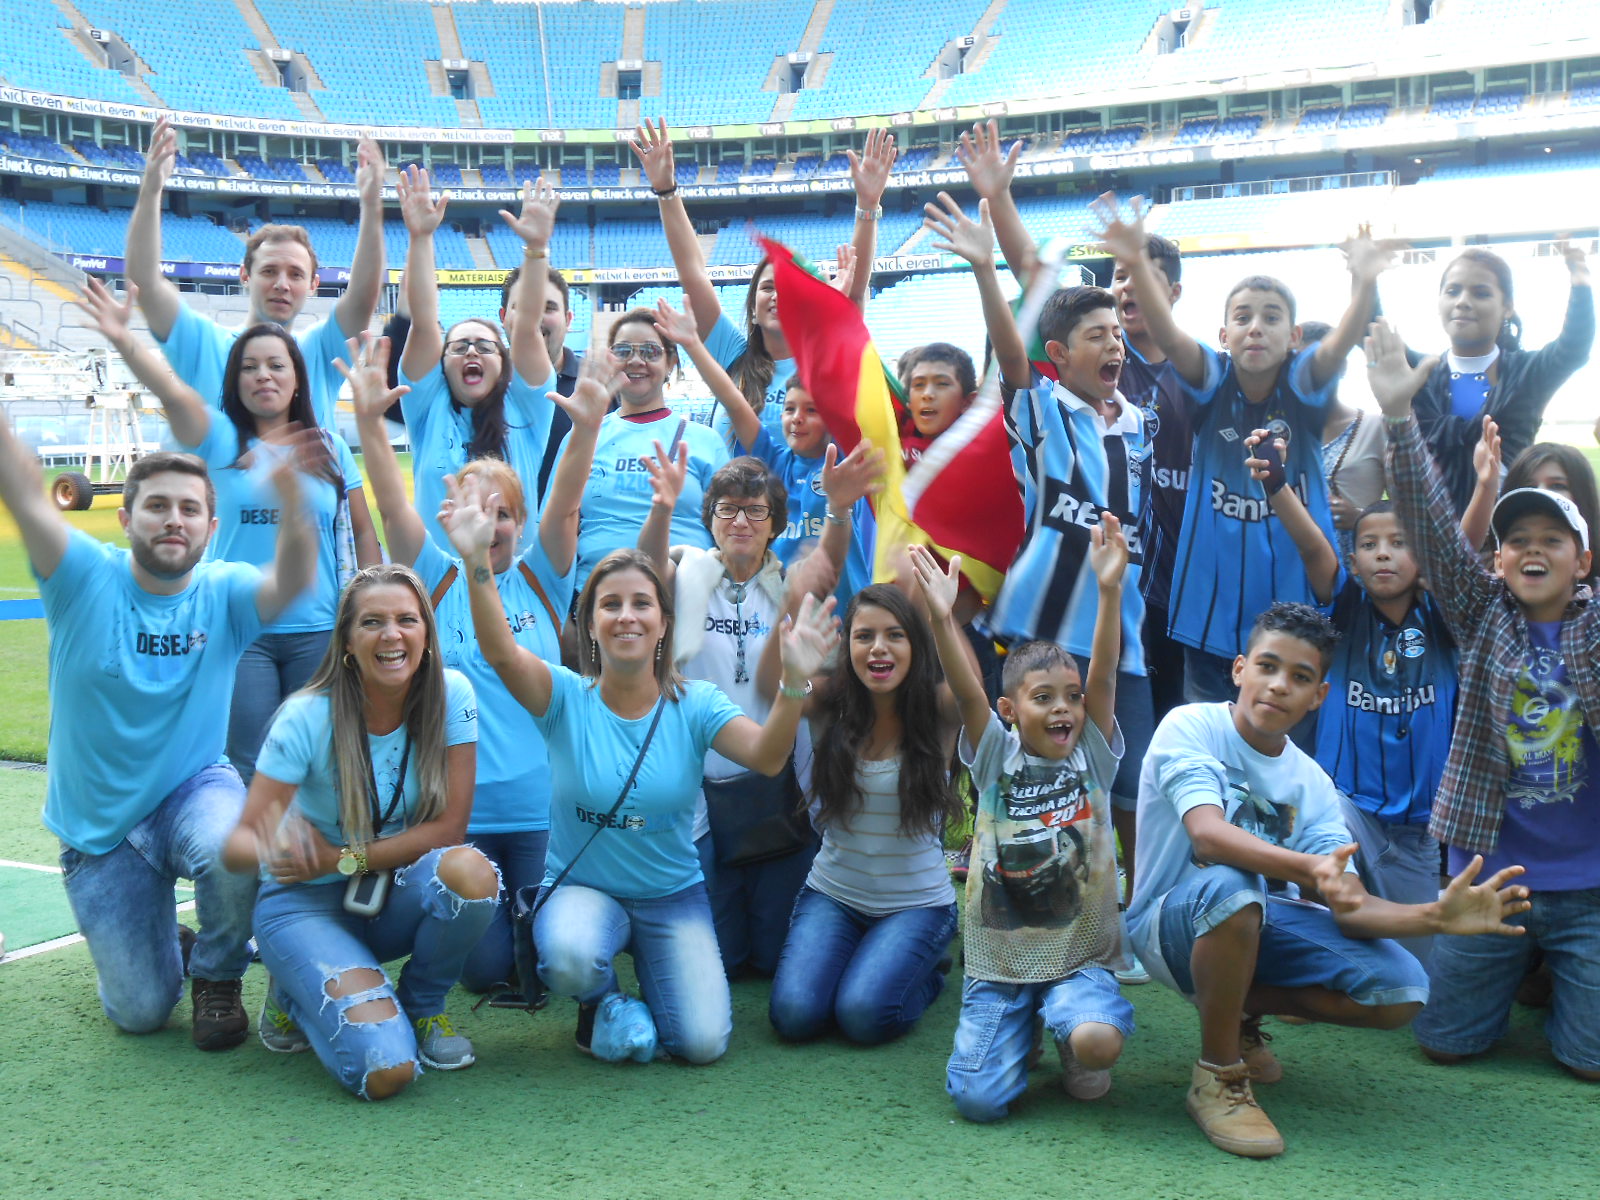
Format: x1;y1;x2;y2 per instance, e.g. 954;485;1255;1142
483;698;665;1012
703;757;815;869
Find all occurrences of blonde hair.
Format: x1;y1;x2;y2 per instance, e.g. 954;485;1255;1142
458;457;528;527
300;564;449;850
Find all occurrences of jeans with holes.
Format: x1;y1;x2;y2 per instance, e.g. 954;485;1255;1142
227;630;331;786
768;886;958;1045
58;763;257;1034
533;880;731;1064
253;845;498;1098
461;828;550;991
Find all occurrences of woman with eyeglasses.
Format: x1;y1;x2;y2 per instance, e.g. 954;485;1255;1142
564;307;729;592
397;166;562;551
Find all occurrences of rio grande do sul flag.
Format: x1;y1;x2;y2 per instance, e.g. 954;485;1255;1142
762;237;1022;602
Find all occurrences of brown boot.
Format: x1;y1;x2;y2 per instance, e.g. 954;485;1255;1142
1186;1059;1284;1158
1240;1015;1283;1083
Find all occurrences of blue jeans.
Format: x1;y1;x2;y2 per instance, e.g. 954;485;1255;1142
768;886;958;1045
534;881;731;1064
1183;645;1237;705
254;845;498;1098
946;969;1136;1122
1338;795;1441;969
1415;886;1600;1072
1150;864;1428;1006
228;630;331;785
58;763;257;1034
461;828;550;991
697;829;819;976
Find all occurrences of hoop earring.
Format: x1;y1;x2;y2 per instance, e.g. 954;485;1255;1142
342;652;356;669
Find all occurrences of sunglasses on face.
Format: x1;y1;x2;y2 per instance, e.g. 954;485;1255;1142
445;338;502;356
712;502;771;522
609;342;666;363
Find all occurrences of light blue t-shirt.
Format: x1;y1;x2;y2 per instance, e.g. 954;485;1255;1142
705;311;795;451
534;668;743;899
158;305;349;430
570;409;729;589
256;668;478;883
399;362;556;554
182;420;362;633
413;536;574;832
39;530;264;854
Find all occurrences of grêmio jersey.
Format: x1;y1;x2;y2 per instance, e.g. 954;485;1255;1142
1119;345;1193;614
1167;344;1336;659
988;373;1150;674
1316;575;1458;826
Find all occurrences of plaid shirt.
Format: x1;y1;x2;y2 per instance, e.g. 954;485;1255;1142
1386;413;1600;852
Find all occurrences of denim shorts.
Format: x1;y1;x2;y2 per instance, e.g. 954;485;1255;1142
1414;886;1600;1071
1154;864;1428;1007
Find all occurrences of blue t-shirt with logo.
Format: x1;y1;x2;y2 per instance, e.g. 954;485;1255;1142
1119;345;1193;613
413;537;573;832
1449;620;1600;891
182;420;362;634
1168;344;1336;659
39;530;264;854
705;311;795;451
1316;575;1457;826
534;668;743;899
256;669;478;883
158;305;349;430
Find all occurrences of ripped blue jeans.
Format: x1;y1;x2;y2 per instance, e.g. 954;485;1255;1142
253;846;498;1098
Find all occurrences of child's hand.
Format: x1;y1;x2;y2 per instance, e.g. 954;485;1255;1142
954;119;1019;200
820;439;886;509
1339;223;1405;283
74;277;138;349
908;544;960;622
1090;191;1149;264
652;296;701;349
1364;320;1436;419
1243;426;1289;494
1434;855;1531;936
629;118;677;194
1473;415;1502;491
439;472;496;561
552;353;623;435
779;592;840;685
499;177;559;250
1308;844;1367;915
397;165;448;237
1555;237;1589;283
642;439;688;513
847;127;897;211
923;192;994;267
1089;513;1128;588
335;334;410;422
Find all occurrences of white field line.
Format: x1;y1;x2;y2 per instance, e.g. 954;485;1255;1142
0;865;195;964
0;857;60;873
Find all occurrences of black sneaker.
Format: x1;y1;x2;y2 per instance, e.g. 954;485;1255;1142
575;1001;598;1055
192;978;248;1051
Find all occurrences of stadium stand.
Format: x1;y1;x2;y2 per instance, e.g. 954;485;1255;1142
638;0;813;127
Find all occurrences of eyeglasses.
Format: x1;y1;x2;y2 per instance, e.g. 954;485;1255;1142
609;342;665;363
712;502;771;522
444;338;502;357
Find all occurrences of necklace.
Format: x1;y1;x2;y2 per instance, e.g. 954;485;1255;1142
726;576;749;684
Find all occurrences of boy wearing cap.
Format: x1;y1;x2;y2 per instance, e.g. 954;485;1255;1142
1370;318;1600;1080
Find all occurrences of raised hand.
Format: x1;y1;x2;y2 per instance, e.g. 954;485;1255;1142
1088;512;1129;588
1339;222;1405;283
923;192;994;266
779;591;840;683
827;244;859;298
1364;320;1437;420
1308;844;1367;915
847;127;897;211
74;278;139;349
652;296;701;349
499;177;559;249
1473;415;1502;492
439;471;497;562
955;119;1020;200
1090;191;1150;264
629;117;677;193
141;117;177;196
1556;237;1591;283
335;334;409;422
1434;855;1531;936
354;137;384;208
642;439;689;513
551;352;622;435
820;438;886;509
397;165;448;237
908;544;960;622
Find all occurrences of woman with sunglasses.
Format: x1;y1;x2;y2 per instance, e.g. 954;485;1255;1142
566;307;729;591
397;167;562;551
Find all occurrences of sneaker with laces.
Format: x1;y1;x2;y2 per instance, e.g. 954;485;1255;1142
1186;1059;1284;1158
1058;1040;1112;1101
414;1013;475;1070
1239;1015;1283;1083
259;990;310;1054
191;978;248;1051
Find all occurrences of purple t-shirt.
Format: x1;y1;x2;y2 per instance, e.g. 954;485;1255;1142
1449;620;1600;891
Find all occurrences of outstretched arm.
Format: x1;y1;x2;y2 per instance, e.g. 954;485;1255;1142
74;279;211;448
923;192;1030;389
539;355;619;576
632;119;722;336
955;120;1035;285
0;400;69;578
1084;514;1127;741
1092;192;1207;386
1310;225;1402;391
340;336;425;565
1317;846;1530;940
844;128;896;311
333;138;386;339
125;117;183;341
1244;427;1339;603
501;178;559;386
654;297;762;450
911;545;990;751
397;166;448;382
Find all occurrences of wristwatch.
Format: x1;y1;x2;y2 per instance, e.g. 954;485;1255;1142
855;204;883;221
336;846;367;876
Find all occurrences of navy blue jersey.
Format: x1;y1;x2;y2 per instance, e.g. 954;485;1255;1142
1120;345;1193;612
1168;344;1337;658
1316;576;1458;826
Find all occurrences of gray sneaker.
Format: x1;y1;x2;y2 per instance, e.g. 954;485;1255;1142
414;1013;475;1070
259;991;310;1054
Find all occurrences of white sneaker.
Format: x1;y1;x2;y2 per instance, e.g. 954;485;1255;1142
1114;952;1151;986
